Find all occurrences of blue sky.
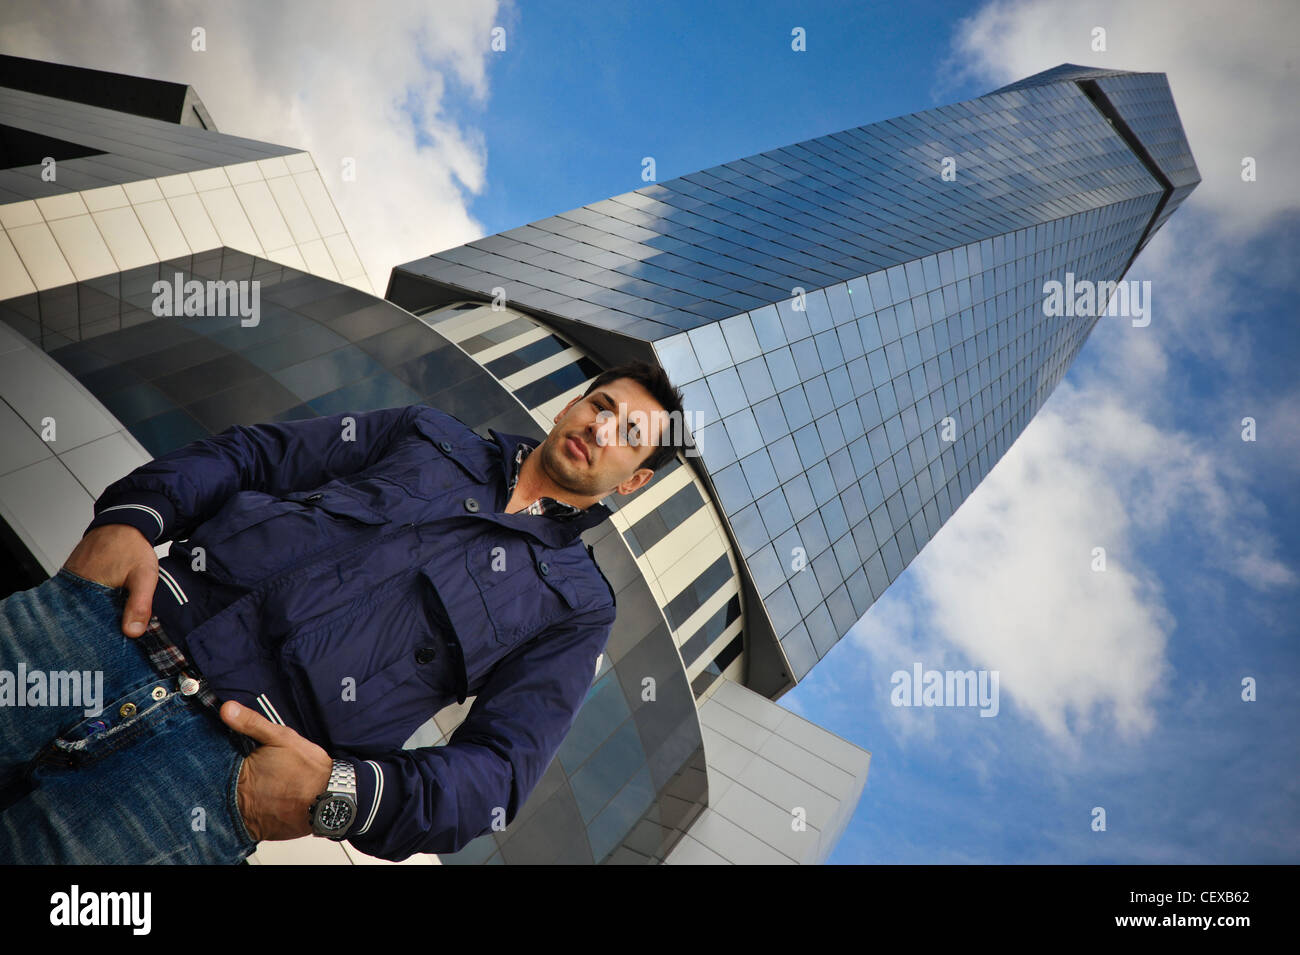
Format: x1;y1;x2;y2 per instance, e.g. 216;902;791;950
9;0;1297;863
449;0;997;240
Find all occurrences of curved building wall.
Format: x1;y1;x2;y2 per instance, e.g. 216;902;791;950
0;248;706;864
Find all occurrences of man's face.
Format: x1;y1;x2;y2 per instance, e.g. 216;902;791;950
539;377;667;499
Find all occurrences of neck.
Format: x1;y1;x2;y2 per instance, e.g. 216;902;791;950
507;446;600;514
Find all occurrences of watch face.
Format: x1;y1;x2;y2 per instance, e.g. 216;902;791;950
317;797;355;832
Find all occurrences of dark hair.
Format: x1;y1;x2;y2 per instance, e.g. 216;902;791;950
581;359;687;473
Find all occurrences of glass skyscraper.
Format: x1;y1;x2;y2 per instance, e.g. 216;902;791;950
390;62;1200;694
1;56;1196;864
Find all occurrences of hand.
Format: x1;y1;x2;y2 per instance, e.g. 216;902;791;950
62;524;159;638
222;701;333;842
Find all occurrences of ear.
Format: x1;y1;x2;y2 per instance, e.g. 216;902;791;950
618;467;654;495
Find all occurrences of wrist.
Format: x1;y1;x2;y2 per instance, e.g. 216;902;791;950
82;523;150;546
308;758;359;840
311;753;332;793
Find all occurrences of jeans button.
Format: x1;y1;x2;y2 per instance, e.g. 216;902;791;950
150;686;167;701
119;702;137;718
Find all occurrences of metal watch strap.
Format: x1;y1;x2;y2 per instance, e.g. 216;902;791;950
326;758;357;795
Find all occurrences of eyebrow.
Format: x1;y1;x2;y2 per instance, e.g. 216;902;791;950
593;391;641;436
593;391;622;421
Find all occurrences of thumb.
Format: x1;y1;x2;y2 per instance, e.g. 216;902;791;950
220;700;282;746
120;559;158;638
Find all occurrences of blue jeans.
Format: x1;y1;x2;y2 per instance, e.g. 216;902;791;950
0;569;257;864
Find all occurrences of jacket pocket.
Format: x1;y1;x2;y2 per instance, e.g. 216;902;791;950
462;538;581;648
464;538;531;592
306;651;427;751
193;491;285;545
411;416;491;484
371;415;494;502
278;572;448;750
282;487;387;524
197;488;386;586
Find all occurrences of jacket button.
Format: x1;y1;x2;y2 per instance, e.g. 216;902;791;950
464;497;479;513
439;441;452;452
306;493;322;502
414;647;437;664
538;561;549;575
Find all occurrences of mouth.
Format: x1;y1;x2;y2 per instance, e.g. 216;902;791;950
565;435;590;464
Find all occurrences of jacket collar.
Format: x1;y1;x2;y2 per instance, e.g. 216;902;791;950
486;428;612;542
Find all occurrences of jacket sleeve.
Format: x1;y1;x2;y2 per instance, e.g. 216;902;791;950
341;601;617;862
82;405;421;544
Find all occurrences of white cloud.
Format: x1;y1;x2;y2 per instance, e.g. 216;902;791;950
1105;218;1300;484
849;359;1294;751
844;586;947;745
1;0;506;292
943;0;1300;239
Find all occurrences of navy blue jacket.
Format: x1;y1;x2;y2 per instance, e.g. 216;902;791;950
83;405;618;861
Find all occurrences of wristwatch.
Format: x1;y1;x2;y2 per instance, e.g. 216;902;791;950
308;759;358;840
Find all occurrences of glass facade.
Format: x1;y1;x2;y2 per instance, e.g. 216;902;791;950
389;63;1200;686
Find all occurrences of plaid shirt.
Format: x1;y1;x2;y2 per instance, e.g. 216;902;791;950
136;615;255;751
136;439;588;743
508;441;588;520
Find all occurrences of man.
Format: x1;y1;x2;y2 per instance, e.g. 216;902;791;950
0;359;686;863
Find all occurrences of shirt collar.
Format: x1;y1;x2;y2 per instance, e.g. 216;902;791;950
487;428;612;533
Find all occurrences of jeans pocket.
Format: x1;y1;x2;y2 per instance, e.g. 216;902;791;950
45;679;178;767
56;567;123;597
227;753;259;850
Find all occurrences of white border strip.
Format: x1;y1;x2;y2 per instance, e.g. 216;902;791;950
356;760;384;835
156;566;188;604
256;693;285;726
97;503;165;540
